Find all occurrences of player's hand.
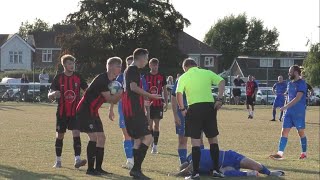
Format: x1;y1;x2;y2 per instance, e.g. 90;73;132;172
144;100;151;107
280;106;287;111
174;116;181;126
251;94;255;98
108;109;115;121
163;102;168;112
181;109;187;117
214;101;223;110
54;91;61;98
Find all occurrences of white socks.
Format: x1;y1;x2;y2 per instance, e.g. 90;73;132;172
56;156;61;162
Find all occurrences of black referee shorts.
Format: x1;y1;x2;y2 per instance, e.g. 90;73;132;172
185;102;219;139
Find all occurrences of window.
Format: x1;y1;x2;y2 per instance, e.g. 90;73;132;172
204;56;214;67
280;59;294;67
260;59;273;67
42;49;52;62
9;51;23;64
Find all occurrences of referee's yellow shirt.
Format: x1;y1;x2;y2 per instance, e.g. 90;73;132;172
176;67;223;106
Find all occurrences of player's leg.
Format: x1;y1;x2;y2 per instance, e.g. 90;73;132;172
240;157;284;176
298;128;307;159
272;106;277;121
246;96;251;118
176;111;188;165
250;102;255;118
86;132;98;175
270;128;291;160
200;132;204;150
151;118;160;154
121;128;134;169
72;130;87;168
53;132;65;168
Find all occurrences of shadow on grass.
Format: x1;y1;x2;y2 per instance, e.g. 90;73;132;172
0;164;71;180
306;122;320;126
0;105;23;111
268;165;320;176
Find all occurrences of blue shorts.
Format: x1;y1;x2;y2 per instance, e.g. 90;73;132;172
273;96;285;108
175;110;185;136
118;100;125;129
283;110;306;130
221;150;246;170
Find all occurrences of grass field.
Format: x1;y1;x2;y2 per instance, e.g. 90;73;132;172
0;102;319;180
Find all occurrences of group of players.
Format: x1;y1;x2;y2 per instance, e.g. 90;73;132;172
47;48;307;179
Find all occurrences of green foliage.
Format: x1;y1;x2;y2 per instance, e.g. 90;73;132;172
204;14;279;70
60;0;190;78
18;18;51;39
303;43;320;86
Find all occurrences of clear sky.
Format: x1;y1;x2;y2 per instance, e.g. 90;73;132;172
0;0;319;51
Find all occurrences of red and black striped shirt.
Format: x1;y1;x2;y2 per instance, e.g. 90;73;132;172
122;66;144;119
145;72;166;107
50;72;88;118
76;73;111;117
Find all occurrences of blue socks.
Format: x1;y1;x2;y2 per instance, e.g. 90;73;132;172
224;170;247;177
278;137;288;152
124;140;133;159
300;136;307;152
259;165;271;175
272;109;276;119
178;149;187;164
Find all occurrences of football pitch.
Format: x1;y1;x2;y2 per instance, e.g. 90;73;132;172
0;102;319;180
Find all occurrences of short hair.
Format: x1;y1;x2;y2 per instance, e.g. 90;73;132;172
107;57;122;66
133;48;149;60
60;54;75;65
291;65;302;75
149;58;159;65
126;55;133;63
182;58;197;68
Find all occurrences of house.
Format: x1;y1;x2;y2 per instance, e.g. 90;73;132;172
228;54;306;86
0;34;35;71
178;32;222;73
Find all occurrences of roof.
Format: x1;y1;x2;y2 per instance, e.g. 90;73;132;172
0;34;35;51
0;34;13;46
233;58;303;80
32;31;60;48
178;32;221;55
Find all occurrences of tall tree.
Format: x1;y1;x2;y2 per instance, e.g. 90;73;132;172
204;14;279;70
303;43;320;86
18;18;51;39
61;0;190;76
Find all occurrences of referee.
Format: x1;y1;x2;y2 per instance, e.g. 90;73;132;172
176;58;225;179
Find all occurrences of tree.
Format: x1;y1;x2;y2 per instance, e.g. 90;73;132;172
60;0;190;77
18;18;51;39
303;43;320;86
204;14;279;70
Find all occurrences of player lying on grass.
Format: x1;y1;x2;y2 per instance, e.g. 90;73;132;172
171;149;285;177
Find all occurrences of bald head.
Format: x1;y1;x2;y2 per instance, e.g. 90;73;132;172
278;76;283;82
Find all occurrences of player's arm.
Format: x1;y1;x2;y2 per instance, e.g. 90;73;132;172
281;92;304;111
253;83;258;97
163;84;168;111
108;103;115;121
176;77;186;111
171;82;181;125
79;74;88;91
130;82;160;100
272;84;276;94
101;91;122;104
210;71;225;100
48;75;60;100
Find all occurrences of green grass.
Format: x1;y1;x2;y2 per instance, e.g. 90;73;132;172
0;102;319;179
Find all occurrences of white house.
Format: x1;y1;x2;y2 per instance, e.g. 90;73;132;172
0;34;35;71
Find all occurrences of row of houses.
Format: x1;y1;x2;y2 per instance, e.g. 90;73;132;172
0;25;307;85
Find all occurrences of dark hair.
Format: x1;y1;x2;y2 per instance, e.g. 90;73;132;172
149;58;159;65
291;65;302;75
133;48;149;60
182;58;197;68
126;55;133;63
60;54;75;65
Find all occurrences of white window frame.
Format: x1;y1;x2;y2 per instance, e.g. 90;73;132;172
204;56;214;67
280;59;294;67
260;58;273;67
42;49;52;62
9;51;23;64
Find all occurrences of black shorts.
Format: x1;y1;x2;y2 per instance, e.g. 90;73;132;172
56;115;79;133
150;106;163;119
77;105;104;133
246;95;256;106
185;102;219;139
232;89;241;97
125;111;151;139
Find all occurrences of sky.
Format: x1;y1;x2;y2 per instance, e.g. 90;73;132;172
0;0;319;51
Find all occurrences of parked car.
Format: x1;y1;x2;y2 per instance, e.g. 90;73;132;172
256;89;276;105
0;78;21;102
309;88;320;106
